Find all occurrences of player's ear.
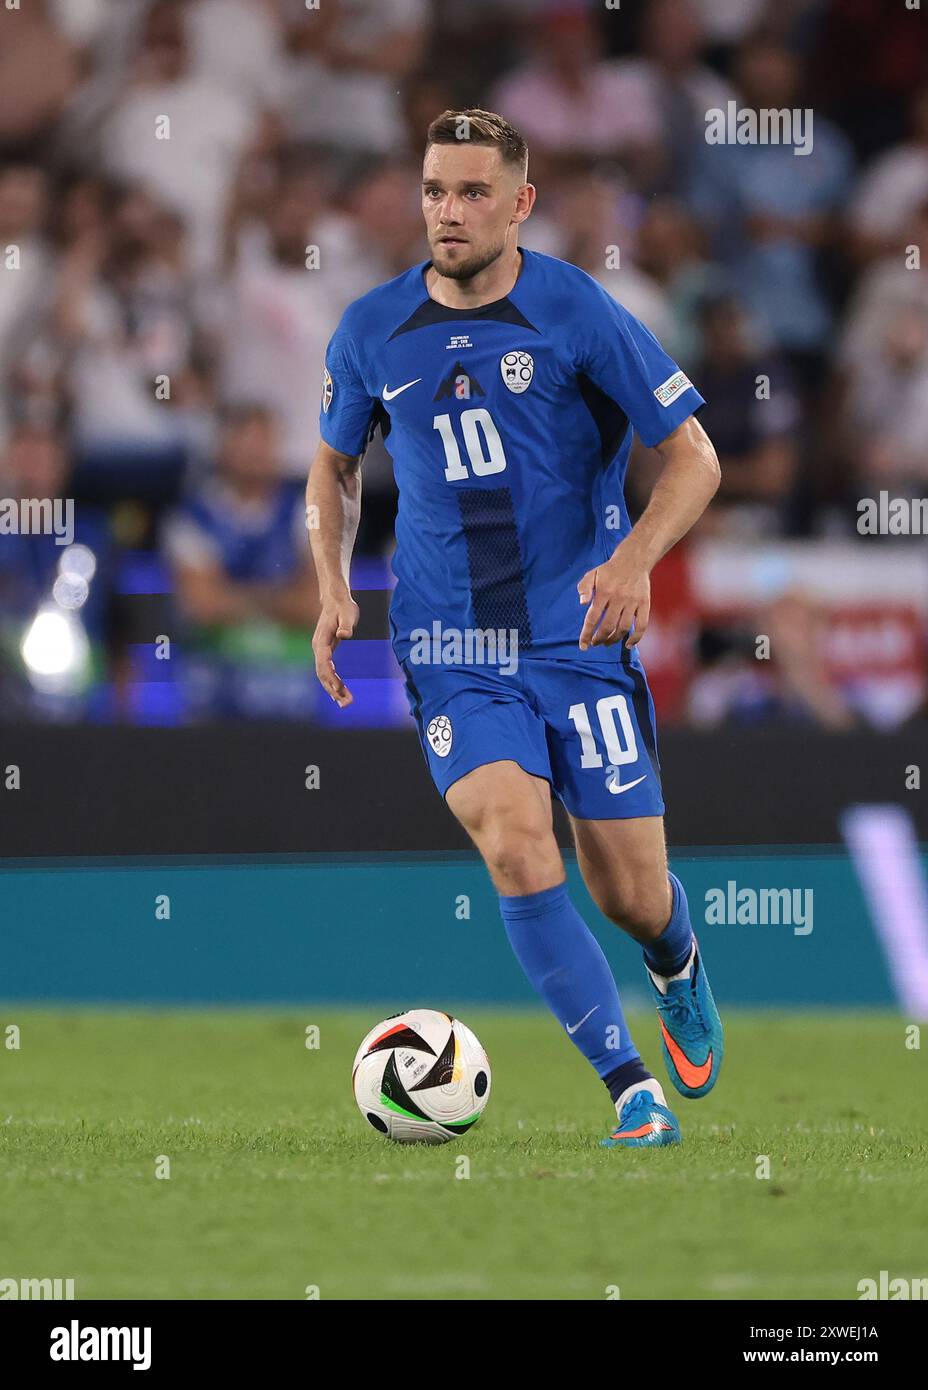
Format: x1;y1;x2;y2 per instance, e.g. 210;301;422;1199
513;182;536;223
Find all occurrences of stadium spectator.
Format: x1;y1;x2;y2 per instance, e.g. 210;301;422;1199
217;157;373;479
629;197;723;365
96;0;261;275
808;0;928;162
0;163;55;448
692;295;799;536
279;0;429;155
50;183;203;499
339;157;424;282
421;0;536;102
688;36;854;387
689;0;770;57
0;0;81;158
688;591;860;730
491;2;663;175
840;197;928;365
837;303;928;497
402;74;459;162
184;0;288;113
624;0;737;194
849;85;928;264
547;160;674;343
162;403;320;719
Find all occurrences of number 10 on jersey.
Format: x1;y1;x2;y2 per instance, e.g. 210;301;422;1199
434;409;507;479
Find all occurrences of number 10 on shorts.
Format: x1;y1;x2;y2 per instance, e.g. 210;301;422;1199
568;696;639;770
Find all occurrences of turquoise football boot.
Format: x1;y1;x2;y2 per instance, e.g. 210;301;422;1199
601;1083;682;1148
646;940;723;1100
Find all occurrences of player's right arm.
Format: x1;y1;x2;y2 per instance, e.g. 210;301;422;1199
306;440;362;708
306;310;379;708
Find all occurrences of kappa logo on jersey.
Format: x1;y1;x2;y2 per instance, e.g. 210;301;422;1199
500;351;534;393
426;714;453;757
434;361;485;402
654;370;691;407
322;366;333;412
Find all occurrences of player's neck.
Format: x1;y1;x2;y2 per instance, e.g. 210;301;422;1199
425;245;524;310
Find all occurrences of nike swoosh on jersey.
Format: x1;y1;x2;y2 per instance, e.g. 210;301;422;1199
382;379;422;400
607;774;647;795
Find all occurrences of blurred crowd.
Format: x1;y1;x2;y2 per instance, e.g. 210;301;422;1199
0;0;926;724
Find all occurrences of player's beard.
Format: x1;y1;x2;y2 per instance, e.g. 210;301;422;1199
431;237;507;283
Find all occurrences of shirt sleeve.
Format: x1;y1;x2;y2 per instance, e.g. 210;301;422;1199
575;285;706;448
161;510;222;572
319;313;378;458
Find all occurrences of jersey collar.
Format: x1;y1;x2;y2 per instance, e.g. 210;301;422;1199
416;246;532;316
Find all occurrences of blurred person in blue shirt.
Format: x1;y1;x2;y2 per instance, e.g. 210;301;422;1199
688;592;861;731
688;35;854;385
691;294;799;536
162;402;321;720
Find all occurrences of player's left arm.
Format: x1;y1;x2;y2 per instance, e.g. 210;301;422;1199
578;415;720;650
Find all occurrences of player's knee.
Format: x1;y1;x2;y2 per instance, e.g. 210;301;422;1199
484;827;559;895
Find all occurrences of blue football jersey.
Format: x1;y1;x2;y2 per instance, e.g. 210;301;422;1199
319;248;705;664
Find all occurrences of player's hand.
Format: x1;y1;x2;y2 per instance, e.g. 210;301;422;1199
577;545;651;649
312;592;360;708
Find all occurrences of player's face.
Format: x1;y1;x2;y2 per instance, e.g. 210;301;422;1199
422;144;527;281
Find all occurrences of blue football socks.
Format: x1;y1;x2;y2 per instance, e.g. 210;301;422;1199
498;880;645;1086
642;872;694;980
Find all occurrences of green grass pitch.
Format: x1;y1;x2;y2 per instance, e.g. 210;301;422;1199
1;1008;925;1300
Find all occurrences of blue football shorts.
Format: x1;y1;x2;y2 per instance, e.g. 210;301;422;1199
398;650;664;821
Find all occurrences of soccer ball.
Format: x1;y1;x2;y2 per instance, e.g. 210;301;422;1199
352;1009;491;1144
